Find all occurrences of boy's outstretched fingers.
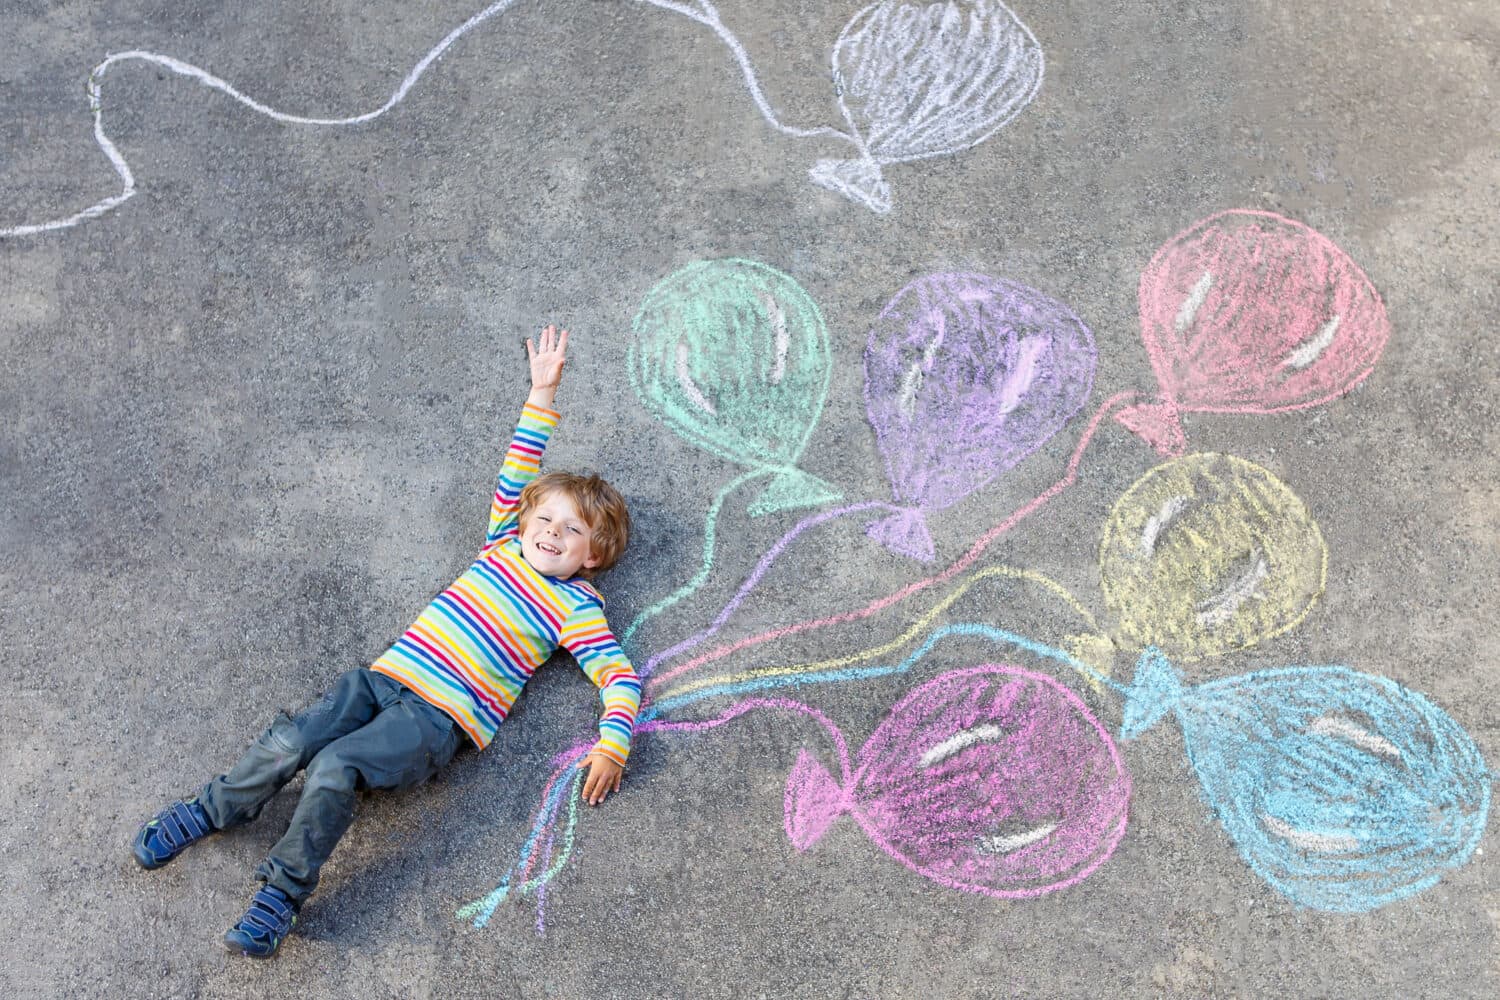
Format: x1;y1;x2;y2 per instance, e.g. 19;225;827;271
578;752;624;806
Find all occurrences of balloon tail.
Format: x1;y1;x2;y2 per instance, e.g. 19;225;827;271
866;507;936;562
1120;647;1185;740
809;158;891;215
748;468;842;517
784;749;851;850
1115;401;1187;456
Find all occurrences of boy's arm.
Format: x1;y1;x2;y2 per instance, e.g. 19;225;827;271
560;604;642;803
485;326;568;545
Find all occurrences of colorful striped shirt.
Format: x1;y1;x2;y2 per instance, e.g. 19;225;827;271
370;402;641;765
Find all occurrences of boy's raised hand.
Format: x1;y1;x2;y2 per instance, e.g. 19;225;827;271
578;751;624;806
525;325;569;409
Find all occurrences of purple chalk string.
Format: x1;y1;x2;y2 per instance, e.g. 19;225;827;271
638;500;899;679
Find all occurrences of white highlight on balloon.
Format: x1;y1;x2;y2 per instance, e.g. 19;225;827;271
1195;555;1269;626
1283;315;1343;370
1309;715;1402;759
1175;271;1214;334
994;335;1046;415
897;336;946;421
1261;813;1360;854
676;342;717;416
1140;495;1190;557
976;822;1059;855
919;723;1004;767
763;294;790;386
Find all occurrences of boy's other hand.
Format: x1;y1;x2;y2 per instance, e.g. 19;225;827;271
578;751;623;806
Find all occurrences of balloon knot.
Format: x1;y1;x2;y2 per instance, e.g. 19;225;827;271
784;749;851;851
1116;400;1187;456
1120;647;1184;740
866;507;935;562
809;158;891;215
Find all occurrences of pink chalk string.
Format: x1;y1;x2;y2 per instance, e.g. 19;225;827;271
647;391;1140;692
638;500;900;679
639;699;852;781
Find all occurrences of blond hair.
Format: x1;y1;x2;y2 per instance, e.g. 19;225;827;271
516;472;630;578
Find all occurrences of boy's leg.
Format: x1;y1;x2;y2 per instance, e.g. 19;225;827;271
134;668;398;870
251;688;460;907
197;668;396;831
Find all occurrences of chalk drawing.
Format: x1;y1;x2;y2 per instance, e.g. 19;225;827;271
649;620;1114;718
634;498;903;678
618;469;767;647
864;272;1096;561
1121;648;1491;913
629;258;840;518
2;0;1046;236
0;1;526;238
628;271;1099;685
810;0;1045;213
651;563;1101;704
785;665;1129;897
619;258;854;658
1115;210;1391;456
1097;453;1328;662
462;663;1128;927
643;390;1141;690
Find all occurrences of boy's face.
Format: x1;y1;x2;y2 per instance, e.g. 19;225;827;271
519;490;599;579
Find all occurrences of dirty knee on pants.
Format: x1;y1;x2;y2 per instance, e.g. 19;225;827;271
255;692;461;904
198;668;412;831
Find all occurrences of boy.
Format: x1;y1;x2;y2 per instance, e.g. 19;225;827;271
131;326;640;957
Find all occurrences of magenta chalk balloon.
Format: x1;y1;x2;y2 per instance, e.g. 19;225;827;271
784;665;1130;897
1117;210;1390;455
863;273;1097;561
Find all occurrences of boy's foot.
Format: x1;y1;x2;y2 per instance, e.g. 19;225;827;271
222;884;299;958
132;797;214;869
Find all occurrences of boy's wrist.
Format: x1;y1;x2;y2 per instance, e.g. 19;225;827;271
526;385;558;410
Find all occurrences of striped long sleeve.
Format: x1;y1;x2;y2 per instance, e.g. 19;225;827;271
486;402;558;546
369;401;640;763
560;600;641;766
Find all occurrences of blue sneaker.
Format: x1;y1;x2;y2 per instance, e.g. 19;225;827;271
132;797;214;869
223;884;299;958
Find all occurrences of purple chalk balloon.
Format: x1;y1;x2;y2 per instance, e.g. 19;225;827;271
785;665;1130;898
863;274;1097;561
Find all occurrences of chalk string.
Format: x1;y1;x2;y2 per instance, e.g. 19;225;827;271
638;499;900;678
638;0;860;146
2;0;866;239
2;0;532;238
649;620;1128;723
651;564;1104;702
619;468;768;649
649;391;1141;688
458;697;848;928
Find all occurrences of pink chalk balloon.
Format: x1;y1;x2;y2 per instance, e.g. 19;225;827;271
1117;210;1390;455
784;665;1130;897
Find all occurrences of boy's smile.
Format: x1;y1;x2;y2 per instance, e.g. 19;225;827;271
519;491;599;579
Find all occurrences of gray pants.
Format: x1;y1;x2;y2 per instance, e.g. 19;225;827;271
199;668;461;904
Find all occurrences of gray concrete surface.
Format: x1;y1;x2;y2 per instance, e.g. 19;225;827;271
2;1;1496;997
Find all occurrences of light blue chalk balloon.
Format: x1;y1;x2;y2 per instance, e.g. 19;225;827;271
1122;648;1490;913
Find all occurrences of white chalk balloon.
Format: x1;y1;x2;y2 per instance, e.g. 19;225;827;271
811;0;1045;213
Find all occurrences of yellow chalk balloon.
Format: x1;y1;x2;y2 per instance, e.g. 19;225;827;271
1099;453;1327;661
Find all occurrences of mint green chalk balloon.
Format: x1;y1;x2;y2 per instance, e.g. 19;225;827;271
630;259;841;516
